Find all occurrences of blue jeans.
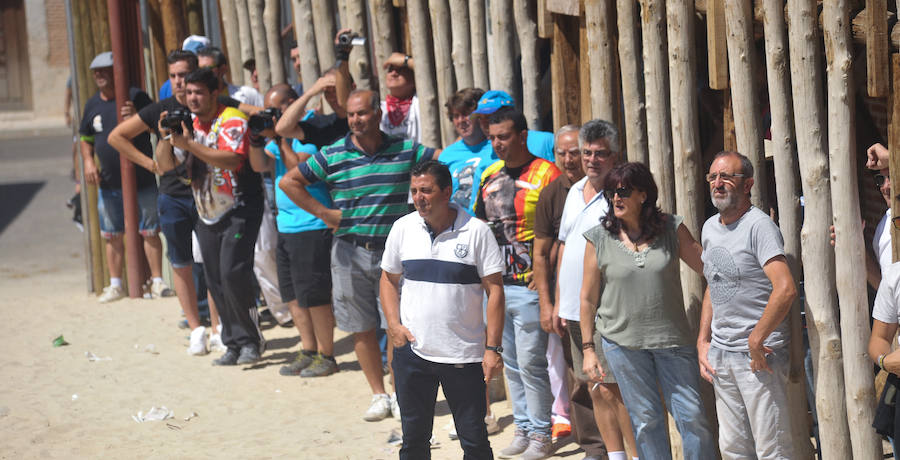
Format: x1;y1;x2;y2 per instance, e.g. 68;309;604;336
97;186;160;238
502;285;552;436
157;193;197;268
392;343;492;460
602;338;716;460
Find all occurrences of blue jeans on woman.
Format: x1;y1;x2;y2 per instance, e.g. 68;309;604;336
602;337;716;460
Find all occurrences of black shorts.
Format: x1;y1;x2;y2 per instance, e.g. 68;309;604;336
276;229;333;307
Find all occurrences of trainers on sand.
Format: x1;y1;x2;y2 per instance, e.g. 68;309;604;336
212;348;239;366
208;333;227;353
390;392;401;419
236;345;261;364
497;428;530;458
300;355;338;377
551;422;571;441
279;351;316;376
485;414;500;435
187;326;208;356
363;394;392;422
519;432;552;460
150;279;175;298
99;285;125;303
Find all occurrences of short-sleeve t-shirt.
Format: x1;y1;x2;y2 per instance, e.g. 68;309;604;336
297;133;436;245
874;262;900;324
702;206;788;352
79;88;155;190
264;138;333;233
475;157;561;285
381;204;504;363
583;215;694;349
557;177;607;322
189;105;262;224
534;174;575;239
440;138;497;215
874;209;892;271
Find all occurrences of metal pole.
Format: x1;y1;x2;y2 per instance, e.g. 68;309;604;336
108;0;144;298
66;0;95;294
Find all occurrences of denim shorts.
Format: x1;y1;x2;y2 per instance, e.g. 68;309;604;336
157;193;197;268
97;186;160;238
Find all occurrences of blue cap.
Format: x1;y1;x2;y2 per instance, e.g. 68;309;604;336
182;35;211;54
89;51;113;69
472;90;514;115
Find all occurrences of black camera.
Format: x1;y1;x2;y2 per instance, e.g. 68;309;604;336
248;107;281;135
161;109;192;135
337;31;366;47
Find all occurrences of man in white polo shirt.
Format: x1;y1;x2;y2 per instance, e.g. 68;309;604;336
381;160;505;460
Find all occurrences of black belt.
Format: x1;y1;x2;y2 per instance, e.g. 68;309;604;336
338;234;384;251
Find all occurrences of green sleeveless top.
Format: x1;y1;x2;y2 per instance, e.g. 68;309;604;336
583;214;693;349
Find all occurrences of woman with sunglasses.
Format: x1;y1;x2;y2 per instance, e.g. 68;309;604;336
579;162;716;459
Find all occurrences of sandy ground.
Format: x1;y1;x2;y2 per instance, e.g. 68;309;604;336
0;134;589;459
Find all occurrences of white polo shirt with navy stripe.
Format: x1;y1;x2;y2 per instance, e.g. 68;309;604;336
381;203;504;364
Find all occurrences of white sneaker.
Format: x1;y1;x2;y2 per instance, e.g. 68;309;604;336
390;392;401;419
208;333;227;353
187;326;208;356
150;279;174;298
98;285;125;303
485;413;500;435
363;394;392;422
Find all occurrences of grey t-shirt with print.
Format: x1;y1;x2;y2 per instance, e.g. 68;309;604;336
702;206;788;352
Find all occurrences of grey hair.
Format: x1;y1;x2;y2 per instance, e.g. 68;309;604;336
554;124;581;146
348;88;381;111
579;119;619;152
713;150;754;177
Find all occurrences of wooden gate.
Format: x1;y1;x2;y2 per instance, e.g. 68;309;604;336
0;0;32;111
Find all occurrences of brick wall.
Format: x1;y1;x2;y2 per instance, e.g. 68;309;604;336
45;0;69;67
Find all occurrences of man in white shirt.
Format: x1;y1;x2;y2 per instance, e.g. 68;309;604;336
381;160;505;459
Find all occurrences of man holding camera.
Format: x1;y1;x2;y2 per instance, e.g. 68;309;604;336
248;84;338;378
156;68;265;366
79;51;166;305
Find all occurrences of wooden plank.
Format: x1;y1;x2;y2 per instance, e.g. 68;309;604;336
706;0;728;89
617;0;647;163
537;0;553;38
640;0;675;212
546;0;580;16
867;0;889;97
579;14;591;124
890;54;900;262
550;13;581;130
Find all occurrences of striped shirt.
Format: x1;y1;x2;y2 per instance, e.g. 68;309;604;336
297;132;436;244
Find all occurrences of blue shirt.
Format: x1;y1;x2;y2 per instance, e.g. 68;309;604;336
265;139;333;233
440;139;497;215
159;80;172;100
527;130;555;162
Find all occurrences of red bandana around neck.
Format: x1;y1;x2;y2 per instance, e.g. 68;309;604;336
385;94;412;127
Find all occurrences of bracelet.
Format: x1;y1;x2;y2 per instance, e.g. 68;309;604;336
879;353;887;370
582;342;595;350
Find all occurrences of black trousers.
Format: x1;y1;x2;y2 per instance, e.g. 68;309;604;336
195;198;264;350
392;343;493;460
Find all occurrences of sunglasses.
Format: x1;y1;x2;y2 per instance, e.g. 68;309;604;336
706;172;745;183
875;174;888;189
603;186;634;201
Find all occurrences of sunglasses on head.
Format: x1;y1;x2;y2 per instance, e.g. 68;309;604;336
603;186;634;201
875;174;888;189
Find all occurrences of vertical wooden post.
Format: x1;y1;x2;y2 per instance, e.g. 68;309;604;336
579;15;591;124
429;0;455;145
551;13;580;130
866;0;889;97
185;0;204;35
264;0;285;86
760;1;814;457
158;0;184;54
616;0;647;164
469;0;489;90
585;0;615;122
248;0;271;92
724;0;769;211
292;0;321;91
489;0;516;97
311;0;337;72
823;2;883;457
406;0;441;147
219;0;244;85
344;0;374;91
234;0;255;84
448;0;473;90
891;55;900;263
537;0;552;38
513;0;541;130
639;0;674;212
707;0;728;90
370;0;398;94
787;2;853;459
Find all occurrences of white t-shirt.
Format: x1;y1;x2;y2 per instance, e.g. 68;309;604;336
228;83;264;107
557;177;608;321
380;94;420;143
874;209;893;271
380;204;504;363
874;262;900;324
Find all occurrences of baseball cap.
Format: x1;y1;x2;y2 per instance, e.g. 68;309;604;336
472;90;514;115
182;35;211;54
89;51;113;69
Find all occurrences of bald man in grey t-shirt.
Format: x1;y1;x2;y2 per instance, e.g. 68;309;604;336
697;151;798;460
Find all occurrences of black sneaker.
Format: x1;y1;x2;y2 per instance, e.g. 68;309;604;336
236;345;261;365
212;348;240;366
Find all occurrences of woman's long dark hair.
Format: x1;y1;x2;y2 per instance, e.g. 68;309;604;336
601;162;666;242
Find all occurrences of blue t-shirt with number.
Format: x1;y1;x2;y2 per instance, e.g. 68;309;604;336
265;139;333;233
441;139;497;215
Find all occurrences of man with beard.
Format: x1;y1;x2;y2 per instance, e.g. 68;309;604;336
697;151;797;459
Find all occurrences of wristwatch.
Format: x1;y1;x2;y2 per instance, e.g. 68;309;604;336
486;345;503;354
